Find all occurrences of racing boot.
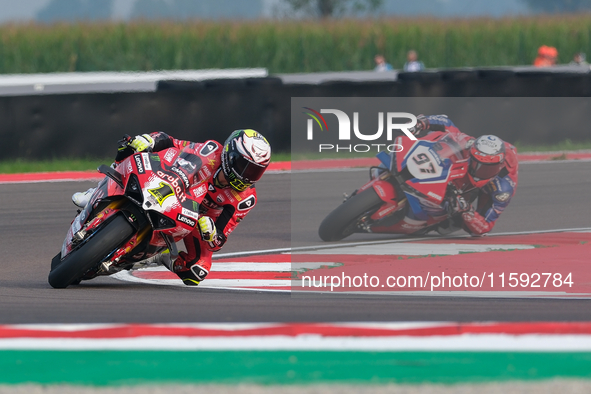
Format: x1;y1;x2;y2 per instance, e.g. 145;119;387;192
72;187;96;208
137;249;173;270
133;249;212;285
173;252;211;286
176;263;209;286
436;216;462;236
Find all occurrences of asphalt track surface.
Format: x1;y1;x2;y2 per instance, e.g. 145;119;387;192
0;160;590;324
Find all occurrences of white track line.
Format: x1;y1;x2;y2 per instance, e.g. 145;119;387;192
2;334;591;351
214;227;591;259
113;227;591;297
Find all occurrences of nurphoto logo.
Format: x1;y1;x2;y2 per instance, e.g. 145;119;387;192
302;107;417;153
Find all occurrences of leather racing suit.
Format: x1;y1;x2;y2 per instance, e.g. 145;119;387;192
416;115;519;236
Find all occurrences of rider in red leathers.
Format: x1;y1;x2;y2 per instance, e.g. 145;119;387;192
410;115;519;236
72;129;272;285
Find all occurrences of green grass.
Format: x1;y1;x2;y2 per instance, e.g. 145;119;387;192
1;140;589;174
0;158;111;174
3;350;591;385
272;152;291;162
0;155;293;174
290;151;378;161
513;139;591;152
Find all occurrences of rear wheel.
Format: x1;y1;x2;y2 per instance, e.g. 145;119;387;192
48;214;135;289
318;188;383;242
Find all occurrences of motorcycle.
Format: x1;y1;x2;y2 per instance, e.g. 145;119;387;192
318;131;476;242
48;136;205;288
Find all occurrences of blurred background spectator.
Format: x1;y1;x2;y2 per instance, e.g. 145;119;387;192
570;52;589;66
403;50;425;72
374;55;393;72
534;45;558;67
2;1;591;74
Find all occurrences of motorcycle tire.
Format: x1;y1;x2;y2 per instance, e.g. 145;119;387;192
318;187;383;242
48;214;135;289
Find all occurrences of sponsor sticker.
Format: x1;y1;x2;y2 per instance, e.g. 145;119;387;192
164;149;176;163
125;161;133;176
156;170;187;203
141;153;152;172
170;166;190;189
201;196;217;210
177;213;196;228
377;204;397;218
427;191;443;201
495;192;511;202
134;155;145;174
199;166;212;180
182;208;199;220
374;184;386;198
193;184;207;198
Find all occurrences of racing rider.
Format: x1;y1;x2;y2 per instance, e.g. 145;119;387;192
72;129;272;285
410;114;518;236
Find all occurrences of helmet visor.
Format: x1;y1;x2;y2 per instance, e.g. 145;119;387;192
469;159;503;181
229;152;266;184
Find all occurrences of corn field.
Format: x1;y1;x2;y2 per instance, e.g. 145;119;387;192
0;16;590;74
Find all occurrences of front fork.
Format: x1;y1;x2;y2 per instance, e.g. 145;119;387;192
73;199;151;275
100;224;152;274
343;175;407;233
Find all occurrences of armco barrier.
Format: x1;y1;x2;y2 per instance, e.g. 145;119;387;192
1;71;591;160
0;78;287;160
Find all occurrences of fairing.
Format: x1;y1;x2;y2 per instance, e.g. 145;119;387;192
365;132;471;235
61;148;204;267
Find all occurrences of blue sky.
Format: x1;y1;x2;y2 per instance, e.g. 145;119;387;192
0;0;533;24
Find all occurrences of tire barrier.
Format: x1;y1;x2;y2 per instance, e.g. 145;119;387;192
1;71;591;160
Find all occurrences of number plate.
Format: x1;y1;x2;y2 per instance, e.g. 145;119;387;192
406;145;443;180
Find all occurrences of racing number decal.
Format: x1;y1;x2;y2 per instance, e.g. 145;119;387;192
406;145;444;181
148;182;174;206
412;153;436;174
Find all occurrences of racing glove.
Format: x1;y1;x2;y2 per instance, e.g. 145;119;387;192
198;216;217;242
447;195;471;216
129;134;155;152
197;216;227;251
409;114;429;136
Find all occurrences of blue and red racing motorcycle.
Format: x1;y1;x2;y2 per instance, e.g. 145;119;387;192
319;131;475;241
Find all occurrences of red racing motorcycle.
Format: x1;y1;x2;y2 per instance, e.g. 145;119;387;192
48;138;205;288
319;131;474;241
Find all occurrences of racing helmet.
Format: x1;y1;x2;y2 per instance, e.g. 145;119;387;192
468;135;506;187
220;129;271;192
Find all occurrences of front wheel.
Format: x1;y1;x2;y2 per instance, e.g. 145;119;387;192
48;214;135;289
318;188;383;242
